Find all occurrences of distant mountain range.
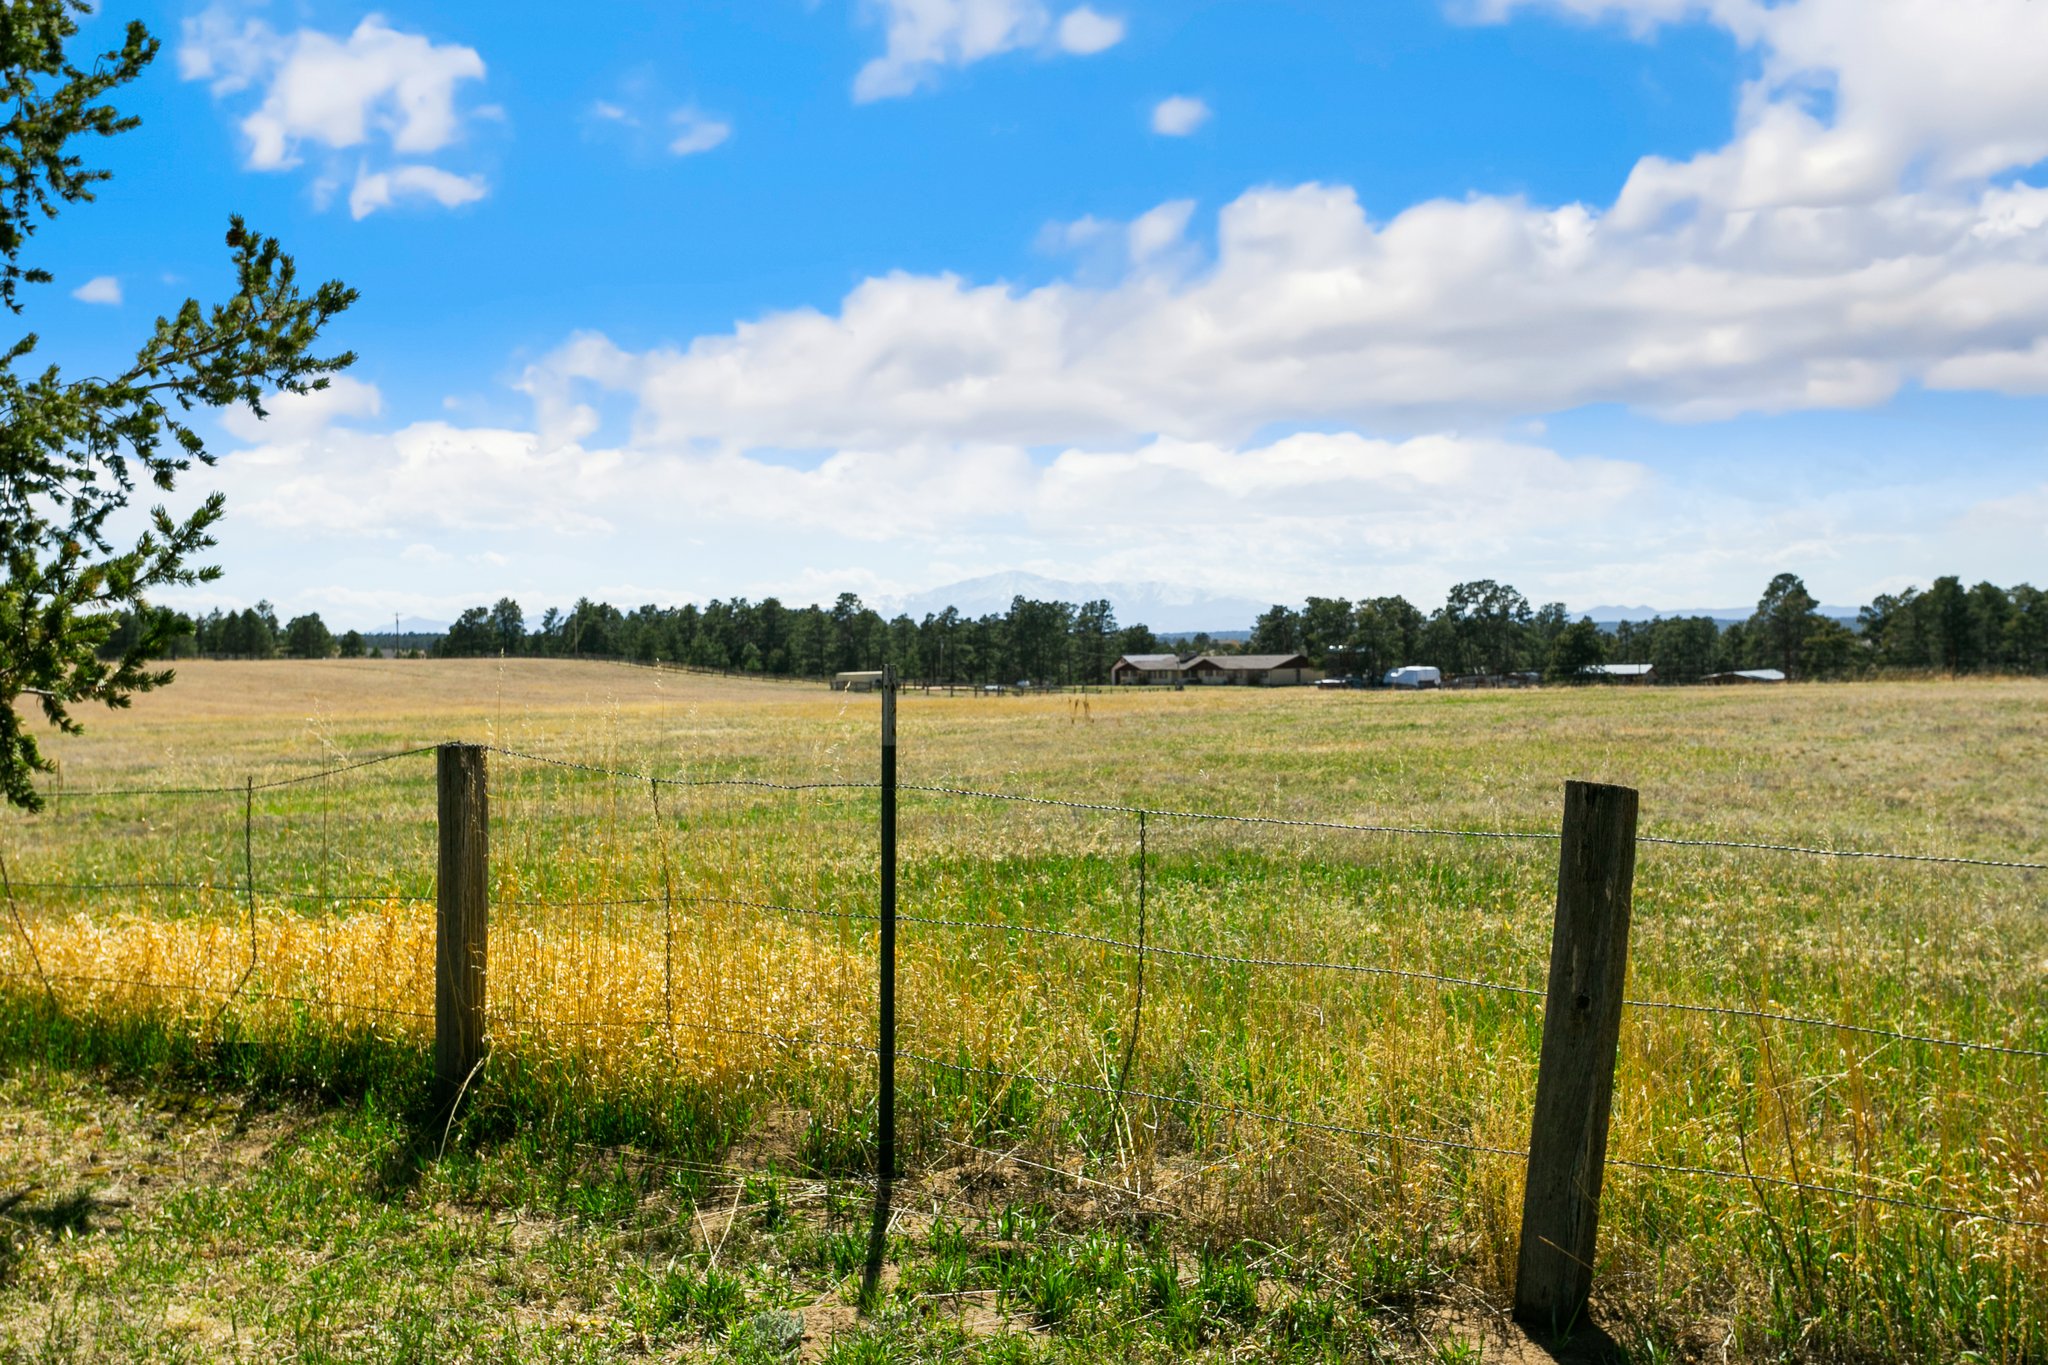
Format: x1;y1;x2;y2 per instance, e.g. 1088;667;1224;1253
1579;604;1862;624
882;572;1272;635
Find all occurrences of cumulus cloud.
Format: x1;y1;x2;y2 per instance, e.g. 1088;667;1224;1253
504;0;2048;445
1126;199;1195;264
1055;6;1126;54
219;421;616;537
205;412;1646;592
347;164;487;219
1475;0;2048;201
179;7;490;217
669;110;732;156
506;162;2048;450
852;0;1122;101
188;0;2048;612
1150;95;1210;136
71;276;121;305
222;376;386;444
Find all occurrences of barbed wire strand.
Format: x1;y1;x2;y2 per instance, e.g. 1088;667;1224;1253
209;777;258;1030
19;874;2034;1060
1633;833;2047;872
1624;996;2048;1062
497;892;879;926
50;746;442;799
898;1045;1530;1160
1604;1154;2048;1231
488;891;2038;1059
897;1048;2048;1229
483;745;872;793
4;880;433;906
0;968;430;1022
898;782;1559;844
44;738;2044;869
897;910;1545;999
0;851;55;1004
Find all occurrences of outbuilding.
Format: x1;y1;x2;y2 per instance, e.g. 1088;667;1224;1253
1110;653;1183;685
1586;663;1655;684
1180;653;1320;686
1703;668;1788;684
831;670;886;692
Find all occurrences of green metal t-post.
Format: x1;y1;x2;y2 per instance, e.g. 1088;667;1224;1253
861;665;898;1313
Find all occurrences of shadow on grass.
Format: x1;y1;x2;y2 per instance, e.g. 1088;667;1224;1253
1519;1318;1626;1365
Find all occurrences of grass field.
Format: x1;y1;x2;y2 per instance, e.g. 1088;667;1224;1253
2;660;2045;1362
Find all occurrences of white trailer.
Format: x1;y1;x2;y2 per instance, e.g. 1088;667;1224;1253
1383;665;1442;689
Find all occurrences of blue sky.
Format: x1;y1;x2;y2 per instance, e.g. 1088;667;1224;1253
38;0;2048;625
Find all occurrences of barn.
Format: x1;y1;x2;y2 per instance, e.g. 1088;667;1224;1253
1110;653;1183;685
1179;653;1320;686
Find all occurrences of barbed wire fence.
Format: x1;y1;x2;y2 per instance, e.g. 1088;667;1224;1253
2;684;2044;1325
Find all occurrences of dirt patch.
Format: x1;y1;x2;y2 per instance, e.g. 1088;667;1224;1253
0;1075;299;1236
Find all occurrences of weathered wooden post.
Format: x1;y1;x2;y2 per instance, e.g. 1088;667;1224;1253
1515;779;1639;1329
436;742;489;1112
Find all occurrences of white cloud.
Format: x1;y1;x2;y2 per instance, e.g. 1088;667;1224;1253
590;100;637;126
179;0;2048;615
510;0;2048;444
852;0;1120;101
347;164;488;219
180;7;489;216
71;276;121;305
669;110;732;157
1126;199;1195;264
505;161;2048;451
202;411;1645;592
1475;0;2048;202
222;376;385;444
219;421;615;537
1055;6;1126;54
1150;95;1210;136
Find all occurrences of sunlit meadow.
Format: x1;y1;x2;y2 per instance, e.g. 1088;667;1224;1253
3;660;2044;1358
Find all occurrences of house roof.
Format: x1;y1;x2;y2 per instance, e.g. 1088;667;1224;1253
1184;653;1312;671
1588;662;1655;676
1113;654;1181;669
1707;668;1788;682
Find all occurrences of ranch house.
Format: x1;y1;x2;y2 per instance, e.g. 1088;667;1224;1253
1180;653;1320;686
1110;653;1183;684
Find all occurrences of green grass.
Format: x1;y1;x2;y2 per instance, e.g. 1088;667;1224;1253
3;661;2046;1360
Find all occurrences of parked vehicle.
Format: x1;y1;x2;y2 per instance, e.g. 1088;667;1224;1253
1383;665;1443;689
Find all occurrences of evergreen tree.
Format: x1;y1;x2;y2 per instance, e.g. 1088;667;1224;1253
0;4;353;807
282;613;335;659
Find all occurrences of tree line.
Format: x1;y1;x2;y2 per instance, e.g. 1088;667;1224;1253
110;572;2048;684
1242;573;2048;682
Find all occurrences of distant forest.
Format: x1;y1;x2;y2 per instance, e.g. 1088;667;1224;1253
110;571;2048;686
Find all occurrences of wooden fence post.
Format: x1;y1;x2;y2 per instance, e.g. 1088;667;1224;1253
1515;779;1639;1329
436;742;489;1112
